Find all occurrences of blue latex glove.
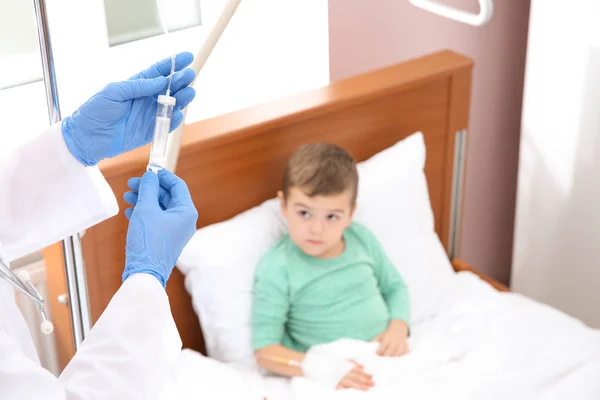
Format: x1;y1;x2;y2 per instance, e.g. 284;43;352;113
122;169;198;287
62;52;196;166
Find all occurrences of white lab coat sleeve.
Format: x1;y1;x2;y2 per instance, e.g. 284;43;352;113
59;273;182;399
0;122;118;262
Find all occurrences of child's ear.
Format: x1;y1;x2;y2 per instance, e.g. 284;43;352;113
277;190;287;212
349;202;357;219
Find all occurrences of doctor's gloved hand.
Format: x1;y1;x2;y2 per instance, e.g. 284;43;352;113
122;169;198;288
61;52;196;166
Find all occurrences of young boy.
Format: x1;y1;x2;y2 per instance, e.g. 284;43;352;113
251;143;410;391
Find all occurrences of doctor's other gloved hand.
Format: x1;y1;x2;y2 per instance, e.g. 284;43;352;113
122;169;198;288
62;52;196;166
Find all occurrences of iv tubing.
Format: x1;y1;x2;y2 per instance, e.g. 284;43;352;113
156;0;175;95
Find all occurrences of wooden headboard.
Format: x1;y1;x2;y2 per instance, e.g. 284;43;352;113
44;50;473;364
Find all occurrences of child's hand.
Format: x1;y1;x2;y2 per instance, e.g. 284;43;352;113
336;361;375;391
374;319;409;357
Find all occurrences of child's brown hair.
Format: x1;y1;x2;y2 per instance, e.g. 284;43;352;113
282;143;359;205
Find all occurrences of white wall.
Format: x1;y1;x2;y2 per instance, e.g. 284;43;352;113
0;0;38;55
0;0;41;89
0;0;329;151
512;0;600;328
329;0;531;285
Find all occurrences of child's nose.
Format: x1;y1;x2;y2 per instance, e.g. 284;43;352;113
309;219;325;234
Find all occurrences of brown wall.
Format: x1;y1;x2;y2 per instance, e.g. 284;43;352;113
328;0;531;284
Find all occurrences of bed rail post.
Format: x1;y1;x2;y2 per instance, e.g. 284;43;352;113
448;129;467;259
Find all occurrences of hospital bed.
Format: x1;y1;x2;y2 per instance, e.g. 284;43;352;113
43;50;600;398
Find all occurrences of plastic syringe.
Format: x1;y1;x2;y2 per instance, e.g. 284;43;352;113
148;93;176;172
148;0;176;173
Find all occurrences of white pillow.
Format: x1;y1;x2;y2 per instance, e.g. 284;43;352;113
353;133;456;326
177;131;455;367
177;198;286;368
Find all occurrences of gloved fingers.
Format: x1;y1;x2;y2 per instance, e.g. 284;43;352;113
169;68;196;95
136;171;161;208
169;87;196;130
124;191;138;207
157;169;193;205
127;177;142;191
131;52;194;80
125;180;171;210
125;208;134;220
158;187;172;210
108;76;168;102
170;111;184;132
173;87;196;111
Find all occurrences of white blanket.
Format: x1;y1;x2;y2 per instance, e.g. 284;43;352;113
160;272;600;399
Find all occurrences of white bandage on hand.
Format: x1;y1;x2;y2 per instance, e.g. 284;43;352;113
301;347;356;389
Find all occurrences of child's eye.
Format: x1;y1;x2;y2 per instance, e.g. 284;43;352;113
299;210;311;219
327;214;339;221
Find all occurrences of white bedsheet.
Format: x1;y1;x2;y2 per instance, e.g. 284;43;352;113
159;272;600;399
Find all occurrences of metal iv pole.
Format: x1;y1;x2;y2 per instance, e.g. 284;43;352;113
33;0;91;351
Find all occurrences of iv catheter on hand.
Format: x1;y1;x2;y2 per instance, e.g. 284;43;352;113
256;354;303;368
0;258;54;335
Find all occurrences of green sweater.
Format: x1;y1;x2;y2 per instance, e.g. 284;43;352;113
251;222;410;353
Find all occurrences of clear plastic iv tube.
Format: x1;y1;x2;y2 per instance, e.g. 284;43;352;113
148;0;176;172
148;95;176;172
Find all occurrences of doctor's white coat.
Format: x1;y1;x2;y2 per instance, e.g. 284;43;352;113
0;124;181;399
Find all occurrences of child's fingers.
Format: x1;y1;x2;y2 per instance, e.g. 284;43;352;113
389;343;402;357
349;370;374;387
399;342;410;356
352;368;373;380
376;337;391;355
382;343;395;356
373;333;383;342
382;340;400;356
339;378;366;391
339;374;373;391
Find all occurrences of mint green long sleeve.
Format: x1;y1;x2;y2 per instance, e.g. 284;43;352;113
251;222;410;353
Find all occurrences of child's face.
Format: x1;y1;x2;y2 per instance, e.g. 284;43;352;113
278;187;356;259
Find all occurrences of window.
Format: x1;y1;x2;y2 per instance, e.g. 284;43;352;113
0;0;42;90
103;0;202;46
43;0;215;116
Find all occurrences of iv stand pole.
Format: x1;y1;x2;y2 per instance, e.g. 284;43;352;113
33;0;91;351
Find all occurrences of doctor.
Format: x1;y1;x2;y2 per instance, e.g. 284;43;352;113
0;52;198;399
